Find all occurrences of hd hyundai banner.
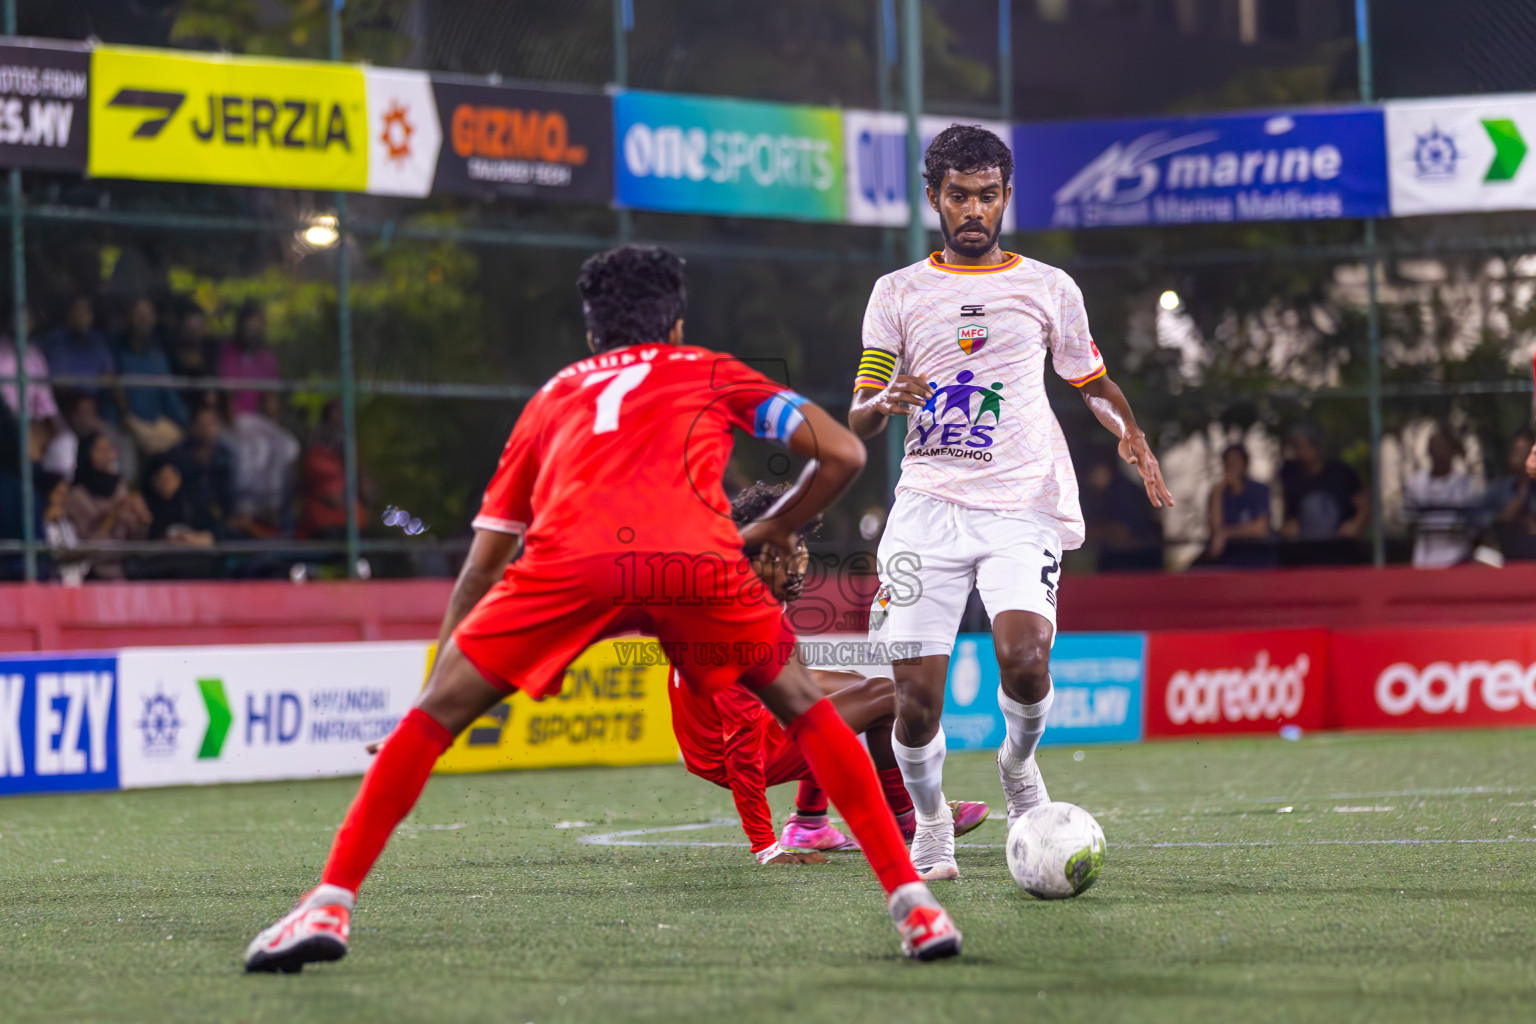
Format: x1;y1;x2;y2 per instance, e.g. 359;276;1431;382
1013;107;1389;230
1386;94;1536;216
0;39;89;172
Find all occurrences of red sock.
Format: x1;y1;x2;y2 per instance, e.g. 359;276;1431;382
795;780;829;817
785;699;919;895
878;767;914;816
321;708;454;894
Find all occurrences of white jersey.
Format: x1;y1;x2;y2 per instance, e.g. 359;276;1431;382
857;251;1105;549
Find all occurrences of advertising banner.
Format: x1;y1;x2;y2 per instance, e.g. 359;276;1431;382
435;638;679;773
1330;626;1536;731
614;90;844;222
842;112;1018;232
89;45;368;191
0;653;119;796
0;40;89;173
116;643;426;788
921;115;1017;234
1386;94;1536;216
364;67;442;198
433;78;611;204
1014;107;1388;230
941;633;1145;751
1144;629;1328;738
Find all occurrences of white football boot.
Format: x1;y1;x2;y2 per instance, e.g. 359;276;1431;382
908;800;958;881
244;885;353;973
998;750;1050;830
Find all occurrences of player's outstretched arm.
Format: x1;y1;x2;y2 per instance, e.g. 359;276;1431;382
433;528;520;652
1078;374;1175;509
740;401;866;558
848;377;934;439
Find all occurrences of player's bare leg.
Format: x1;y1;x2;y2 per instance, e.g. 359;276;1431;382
993;610;1054;828
754;656;960;960
889;655;959;880
244;640;505;973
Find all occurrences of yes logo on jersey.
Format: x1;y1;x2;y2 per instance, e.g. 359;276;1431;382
909;369;1005;457
957;322;988;355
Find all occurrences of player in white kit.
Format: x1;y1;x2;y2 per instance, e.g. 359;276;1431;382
849;125;1174;880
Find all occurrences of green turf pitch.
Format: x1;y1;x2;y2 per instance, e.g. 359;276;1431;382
4;729;1536;1024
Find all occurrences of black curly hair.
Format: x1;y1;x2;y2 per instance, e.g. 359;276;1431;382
730;481;823;540
576;245;687;353
923;123;1014;191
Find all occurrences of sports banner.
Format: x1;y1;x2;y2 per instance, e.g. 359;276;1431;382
841;111;1019;231
1386;95;1536;216
941;633;1145;751
1144;629;1327;738
1014;107;1388;230
1330;626;1536;730
89;45;368;191
432;78;611;204
614;90;844;222
434;638;679;773
0;39;90;172
0;652;119;796
116;643;426;788
364;67;442;198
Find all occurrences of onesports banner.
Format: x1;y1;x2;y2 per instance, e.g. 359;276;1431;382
89;45;369;190
1144;629;1328;738
1014;106;1388;230
1330;626;1536;730
433;78;611;204
941;633;1144;751
0;652;119;796
1386;94;1536;216
0;39;89;172
115;643;426;788
614;90;844;222
434;638;678;773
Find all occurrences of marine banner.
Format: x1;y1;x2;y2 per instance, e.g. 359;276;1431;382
434;638;680;773
431;78;611;204
88;45;368;191
0;39;90;172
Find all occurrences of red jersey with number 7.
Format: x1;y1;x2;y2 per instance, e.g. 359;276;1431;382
473;344;808;562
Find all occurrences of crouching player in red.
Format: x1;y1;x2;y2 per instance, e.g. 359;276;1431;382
244;246;961;972
668;482;988;863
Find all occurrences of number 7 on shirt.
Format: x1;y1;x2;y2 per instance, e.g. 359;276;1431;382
582;363;652;434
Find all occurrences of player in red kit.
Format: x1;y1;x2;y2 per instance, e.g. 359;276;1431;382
244;246;961;971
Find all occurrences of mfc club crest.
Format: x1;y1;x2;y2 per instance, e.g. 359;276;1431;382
956;323;988;355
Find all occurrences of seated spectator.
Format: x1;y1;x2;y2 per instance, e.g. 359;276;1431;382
40;295;115;406
114;296;187;455
66;431;151;579
296;398;366;539
42;476;88;586
219;300;281;417
218;303;298;532
167;299;219;411
1402;428;1482;569
1081;446;1164;572
171;403;236;534
1;326;77;482
1279;422;1368;564
1486;429;1536;560
63;393;132;495
1205;443;1276;567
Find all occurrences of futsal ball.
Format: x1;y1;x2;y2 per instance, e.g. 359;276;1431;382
1005;802;1106;899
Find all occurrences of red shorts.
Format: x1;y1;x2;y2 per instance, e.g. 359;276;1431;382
454;553;795;699
762;732;811;787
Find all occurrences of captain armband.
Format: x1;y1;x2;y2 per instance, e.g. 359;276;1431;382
853;348;898;391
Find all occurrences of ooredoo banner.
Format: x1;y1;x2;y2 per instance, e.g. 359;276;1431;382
0;652;118;796
1330;626;1536;730
614;90;844;222
0;40;89;173
1144;629;1328;738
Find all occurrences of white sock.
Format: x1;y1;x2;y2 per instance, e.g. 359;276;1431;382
303;883;356;911
892;727;947;819
998;684;1053;775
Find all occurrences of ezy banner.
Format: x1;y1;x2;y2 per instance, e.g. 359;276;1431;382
1014;106;1388;230
0;652;119;796
1386;94;1536;216
0;39;89;173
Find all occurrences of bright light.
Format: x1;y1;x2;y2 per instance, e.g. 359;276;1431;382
1159;289;1182;311
302;214;339;249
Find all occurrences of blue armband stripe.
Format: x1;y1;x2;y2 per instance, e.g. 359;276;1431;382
755;391;808;443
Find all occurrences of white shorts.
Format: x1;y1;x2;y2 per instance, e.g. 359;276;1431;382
870;490;1063;659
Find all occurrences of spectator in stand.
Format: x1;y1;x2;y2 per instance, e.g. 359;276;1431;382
40;295;115;406
42;475;88;585
220;302;298;533
62;393;134;497
171;402;236;536
1279;421;1368;564
296;398;366;539
1;321;77;482
1080;445;1164;572
114;296;188;456
1402;428;1482;569
167;299;218;411
66;431;151;579
1204;443;1277;567
1487;428;1536;560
